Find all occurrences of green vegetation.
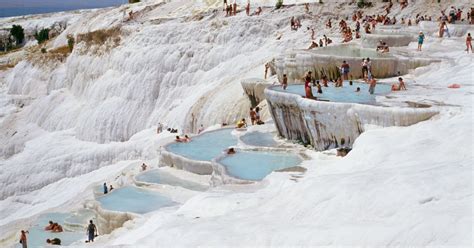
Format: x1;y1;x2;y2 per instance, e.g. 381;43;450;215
357;0;373;8
41;48;47;53
35;28;50;44
67;35;75;52
10;25;25;45
276;0;283;9
128;0;140;3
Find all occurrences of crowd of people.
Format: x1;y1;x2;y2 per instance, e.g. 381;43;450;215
287;54;411;100
223;0;262;17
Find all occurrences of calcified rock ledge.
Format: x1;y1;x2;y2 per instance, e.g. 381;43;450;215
84;201;136;235
241;78;272;107
274;45;439;83
159;149;214;175
361;33;414;48
265;86;439;151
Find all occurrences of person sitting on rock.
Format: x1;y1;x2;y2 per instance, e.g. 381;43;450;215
392;77;407;91
236;118;247;128
376;40;384;51
308;41;318;50
254;6;262;16
184;135;191;142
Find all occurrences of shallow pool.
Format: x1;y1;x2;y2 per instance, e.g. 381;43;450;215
271;82;391;104
28;212;86;247
97;186;175;214
166;128;237;161
315;45;387;58
240;132;278;147
136;170;208;191
219;151;302;181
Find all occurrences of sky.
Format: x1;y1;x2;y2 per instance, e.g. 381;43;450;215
0;0;126;17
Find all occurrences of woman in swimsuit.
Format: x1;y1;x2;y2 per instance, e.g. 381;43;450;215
466;33;472;53
304;72;314;99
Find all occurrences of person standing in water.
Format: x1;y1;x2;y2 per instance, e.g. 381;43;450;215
103;182;108;194
361;58;368;79
249;108;257;125
418;31;425;51
282;74;288;90
368;78;377;94
466;33;472;53
86;220;97;243
19;230;28;248
316;81;323;94
341;60;350;80
304;71;315;99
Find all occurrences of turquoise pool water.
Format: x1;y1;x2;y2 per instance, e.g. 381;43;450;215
219;151;302;181
27;212;87;247
166;128;237;161
240;132;278;147
97;186;175;214
271;82;391;104
136;170;208;191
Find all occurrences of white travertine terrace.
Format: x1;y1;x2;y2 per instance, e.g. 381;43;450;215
264;86;439;150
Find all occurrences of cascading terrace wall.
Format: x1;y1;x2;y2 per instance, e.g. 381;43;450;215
265;87;439;151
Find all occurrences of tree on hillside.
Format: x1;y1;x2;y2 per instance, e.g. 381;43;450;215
128;0;140;3
35;28;50;44
276;0;283;9
10;25;25;46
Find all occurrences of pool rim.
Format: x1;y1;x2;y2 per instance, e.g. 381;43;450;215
211;147;307;184
94;185;177;215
